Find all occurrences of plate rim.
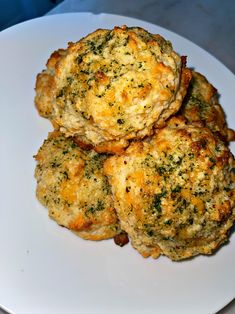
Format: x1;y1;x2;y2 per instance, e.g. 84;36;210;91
0;11;234;314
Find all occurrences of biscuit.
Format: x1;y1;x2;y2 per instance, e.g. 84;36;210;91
34;131;120;240
104;117;235;260
35;26;191;153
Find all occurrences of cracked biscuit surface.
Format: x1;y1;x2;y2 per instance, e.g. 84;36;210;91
104;117;235;260
179;71;235;142
35;26;191;153
34;131;120;240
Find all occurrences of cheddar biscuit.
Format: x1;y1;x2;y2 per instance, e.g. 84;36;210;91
180;71;235;142
34;131;120;240
104;117;235;260
35;26;191;153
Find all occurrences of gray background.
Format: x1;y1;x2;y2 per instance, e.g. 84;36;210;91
50;0;235;74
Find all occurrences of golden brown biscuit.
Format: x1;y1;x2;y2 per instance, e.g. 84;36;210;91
179;71;235;142
35;26;191;153
35;49;67;120
34;131;120;240
104;117;235;260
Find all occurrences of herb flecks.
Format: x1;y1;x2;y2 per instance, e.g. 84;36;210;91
86;200;105;214
152;191;167;216
117;118;125;124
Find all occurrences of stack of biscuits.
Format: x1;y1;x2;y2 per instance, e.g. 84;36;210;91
34;26;235;261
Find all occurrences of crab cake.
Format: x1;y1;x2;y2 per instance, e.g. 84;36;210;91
34;131;120;240
104;117;235;261
35;26;191;153
179;71;235;142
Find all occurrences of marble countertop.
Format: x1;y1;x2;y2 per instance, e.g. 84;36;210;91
0;1;234;314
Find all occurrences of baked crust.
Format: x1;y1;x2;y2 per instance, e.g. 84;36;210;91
35;49;67;120
179;71;235;142
35;26;190;153
34;131;120;240
104;117;235;260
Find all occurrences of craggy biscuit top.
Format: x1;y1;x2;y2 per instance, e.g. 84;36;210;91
34;131;120;240
180;71;235;142
35;49;67;119
35;26;190;153
104;117;235;260
34;26;235;261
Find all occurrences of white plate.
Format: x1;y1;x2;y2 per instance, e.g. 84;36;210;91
0;12;234;314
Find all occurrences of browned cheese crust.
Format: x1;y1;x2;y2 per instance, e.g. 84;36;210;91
104;117;235;260
35;26;191;153
35;49;67;120
34;131;120;240
179;71;235;142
